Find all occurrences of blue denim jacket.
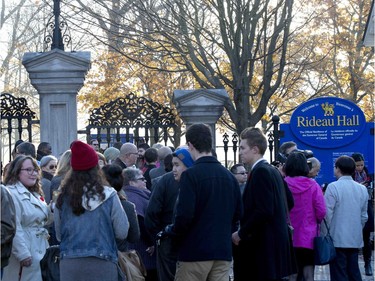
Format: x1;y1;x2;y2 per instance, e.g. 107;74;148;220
59;192;120;263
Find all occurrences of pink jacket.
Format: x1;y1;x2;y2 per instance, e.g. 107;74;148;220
285;176;326;249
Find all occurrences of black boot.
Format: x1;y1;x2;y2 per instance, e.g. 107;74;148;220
365;262;373;276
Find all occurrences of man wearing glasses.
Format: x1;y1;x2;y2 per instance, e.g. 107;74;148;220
113;143;139;170
230;163;247;196
90;139;100;152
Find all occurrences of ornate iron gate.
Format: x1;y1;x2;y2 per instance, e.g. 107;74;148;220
220;116;281;168
83;93;177;147
1;92;38;161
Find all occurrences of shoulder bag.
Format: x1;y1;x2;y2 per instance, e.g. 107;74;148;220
118;250;147;281
40;245;60;281
314;219;336;265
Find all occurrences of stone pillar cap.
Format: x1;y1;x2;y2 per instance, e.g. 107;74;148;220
173;89;229;107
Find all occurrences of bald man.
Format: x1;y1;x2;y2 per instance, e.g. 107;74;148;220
112;143;138;169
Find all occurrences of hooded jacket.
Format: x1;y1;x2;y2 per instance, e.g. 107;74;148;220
55;186;129;263
284;176;326;249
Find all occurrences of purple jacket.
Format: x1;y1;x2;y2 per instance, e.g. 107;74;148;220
285;176;326;249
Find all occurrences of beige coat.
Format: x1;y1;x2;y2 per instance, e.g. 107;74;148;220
2;182;52;281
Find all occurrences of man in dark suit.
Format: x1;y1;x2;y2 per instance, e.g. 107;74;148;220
232;127;296;281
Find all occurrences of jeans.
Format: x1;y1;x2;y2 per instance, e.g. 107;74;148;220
329;248;362;281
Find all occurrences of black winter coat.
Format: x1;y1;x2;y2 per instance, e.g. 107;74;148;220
145;172;179;238
235;160;296;280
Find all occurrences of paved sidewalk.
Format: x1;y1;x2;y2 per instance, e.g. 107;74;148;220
315;253;374;281
230;252;373;280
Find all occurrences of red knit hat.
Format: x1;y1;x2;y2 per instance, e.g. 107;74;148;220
70;140;98;171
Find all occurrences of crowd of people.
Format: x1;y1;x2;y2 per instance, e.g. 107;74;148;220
0;124;373;281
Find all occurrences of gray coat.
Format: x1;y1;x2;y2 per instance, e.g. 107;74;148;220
149;162;166;180
324;175;368;248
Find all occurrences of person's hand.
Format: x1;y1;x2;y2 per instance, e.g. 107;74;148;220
20;257;32;267
232;231;241;246
146;246;155;256
156;230;167;240
48;200;55;213
163;224;174;235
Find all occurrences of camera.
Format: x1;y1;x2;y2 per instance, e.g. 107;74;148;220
277;148;314;164
295;149;314;159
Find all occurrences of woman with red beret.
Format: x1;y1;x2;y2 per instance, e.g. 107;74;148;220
54;141;129;281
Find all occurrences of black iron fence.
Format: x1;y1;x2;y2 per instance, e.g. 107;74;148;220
219;116;281;168
80;93;177;148
1;92;282;171
1;92;39;162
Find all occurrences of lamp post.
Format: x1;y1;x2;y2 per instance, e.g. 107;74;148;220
272;115;280;161
51;0;64;50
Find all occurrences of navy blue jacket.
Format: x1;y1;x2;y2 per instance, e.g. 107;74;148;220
170;156;243;262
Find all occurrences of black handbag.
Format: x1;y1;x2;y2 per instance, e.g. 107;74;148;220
40;245;60;281
314;219;336;265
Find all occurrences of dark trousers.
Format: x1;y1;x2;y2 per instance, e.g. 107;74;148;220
329;248;362;281
156;237;178;281
363;228;373;264
233;243;257;281
363;201;374;264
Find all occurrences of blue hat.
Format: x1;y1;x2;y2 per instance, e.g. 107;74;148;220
173;148;194;168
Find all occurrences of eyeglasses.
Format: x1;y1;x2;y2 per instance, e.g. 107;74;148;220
20;168;39;175
49;165;57;169
136;177;146;181
92;143;99;146
234;172;247;175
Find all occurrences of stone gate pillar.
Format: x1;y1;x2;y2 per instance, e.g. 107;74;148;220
173;89;229;148
22;49;91;157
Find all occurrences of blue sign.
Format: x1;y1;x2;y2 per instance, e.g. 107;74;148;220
280;97;374;186
289;97;366;148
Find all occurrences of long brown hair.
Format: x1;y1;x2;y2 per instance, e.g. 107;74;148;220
56;166;108;216
3;155;43;195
